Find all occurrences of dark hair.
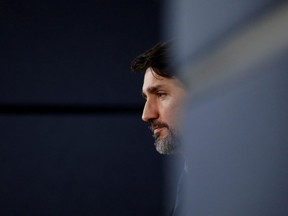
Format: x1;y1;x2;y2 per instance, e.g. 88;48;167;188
131;42;174;78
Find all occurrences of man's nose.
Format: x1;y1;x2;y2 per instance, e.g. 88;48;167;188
142;100;158;122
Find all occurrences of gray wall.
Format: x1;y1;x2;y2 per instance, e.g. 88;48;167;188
166;0;288;215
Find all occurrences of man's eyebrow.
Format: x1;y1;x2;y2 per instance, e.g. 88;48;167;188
142;85;165;98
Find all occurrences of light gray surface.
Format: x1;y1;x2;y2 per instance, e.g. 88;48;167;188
182;53;288;215
166;0;288;215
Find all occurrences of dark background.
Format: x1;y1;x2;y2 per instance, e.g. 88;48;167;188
0;0;169;215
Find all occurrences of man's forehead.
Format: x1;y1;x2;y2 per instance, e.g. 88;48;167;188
143;69;167;90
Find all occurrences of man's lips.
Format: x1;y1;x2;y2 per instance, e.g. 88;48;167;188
153;126;166;134
148;120;169;135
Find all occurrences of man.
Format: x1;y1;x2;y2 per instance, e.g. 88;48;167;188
131;42;186;155
131;42;187;216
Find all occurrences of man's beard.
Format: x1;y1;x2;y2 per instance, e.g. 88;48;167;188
148;120;181;155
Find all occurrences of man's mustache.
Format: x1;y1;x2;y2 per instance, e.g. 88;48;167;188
148;120;169;132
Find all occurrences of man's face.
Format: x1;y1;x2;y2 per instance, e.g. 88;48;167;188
142;68;186;154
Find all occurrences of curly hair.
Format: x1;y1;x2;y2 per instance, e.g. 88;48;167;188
131;42;174;78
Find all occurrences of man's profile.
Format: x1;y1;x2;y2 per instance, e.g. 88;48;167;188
131;42;187;215
131;42;186;155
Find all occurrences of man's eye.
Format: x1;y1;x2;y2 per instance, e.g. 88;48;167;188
157;92;167;98
142;94;147;101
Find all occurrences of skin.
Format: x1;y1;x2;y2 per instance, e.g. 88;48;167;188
142;68;186;154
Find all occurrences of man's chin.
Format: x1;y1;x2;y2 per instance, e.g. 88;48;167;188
155;139;175;155
154;130;181;154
